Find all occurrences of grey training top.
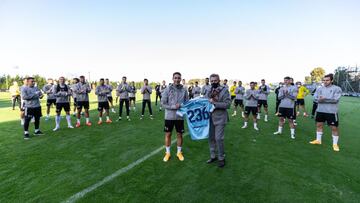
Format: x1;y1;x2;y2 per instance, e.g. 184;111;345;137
21;86;43;108
53;84;71;103
192;86;201;97
257;84;270;101
116;83;131;99
315;85;342;114
235;86;245;100
244;89;259;107
96;85;111;102
161;84;189;120
42;84;56;100
278;85;298;108
73;82;91;102
141;85;153;100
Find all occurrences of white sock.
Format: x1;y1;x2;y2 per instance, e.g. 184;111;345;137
316;131;322;142
265;114;268;119
106;116;110;120
66;115;71;126
254;123;257;128
99;117;102;122
177;146;182;153
86;117;90;123
332;135;339;145
55;115;60;127
290;128;295;135
244;122;248;126
35;129;39;133
47;114;50;117
165;146;170;153
278;126;283;133
112;108;115;111
234;111;237;114
77;118;81;123
24;131;29;134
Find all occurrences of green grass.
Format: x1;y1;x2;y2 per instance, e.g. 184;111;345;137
0;92;359;202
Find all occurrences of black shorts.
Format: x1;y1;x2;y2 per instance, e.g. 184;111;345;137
129;97;136;102
98;101;110;111
164;120;185;133
296;99;305;105
316;112;339;127
47;99;56;107
234;99;244;107
107;96;113;103
77;101;90;110
278;107;295;119
257;100;268;108
231;95;236;100
244;106;258;116
24;106;42;118
56;103;70;113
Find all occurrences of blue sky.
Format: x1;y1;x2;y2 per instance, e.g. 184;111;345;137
0;0;359;83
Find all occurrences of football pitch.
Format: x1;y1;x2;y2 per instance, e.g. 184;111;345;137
0;92;359;202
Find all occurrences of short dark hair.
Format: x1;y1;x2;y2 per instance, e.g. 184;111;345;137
205;77;209;80
284;76;291;80
261;79;265;82
195;81;198;84
100;78;104;81
144;78;148;82
224;79;228;82
27;77;34;80
80;75;85;79
105;78;109;81
73;78;79;82
324;73;334;81
210;74;220;79
250;81;255;85
173;72;181;77
122;76;127;79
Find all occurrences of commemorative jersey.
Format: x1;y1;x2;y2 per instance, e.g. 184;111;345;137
177;98;215;140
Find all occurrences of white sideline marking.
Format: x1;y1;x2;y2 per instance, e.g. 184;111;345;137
63;136;184;203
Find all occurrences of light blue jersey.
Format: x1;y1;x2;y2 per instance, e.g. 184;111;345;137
177;97;215;140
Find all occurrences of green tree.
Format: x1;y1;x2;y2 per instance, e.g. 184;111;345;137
310;67;326;83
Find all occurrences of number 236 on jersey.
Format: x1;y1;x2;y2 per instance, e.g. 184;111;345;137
176;98;215;140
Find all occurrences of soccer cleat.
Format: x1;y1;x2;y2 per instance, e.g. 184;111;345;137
218;159;225;168
231;112;236;117
206;157;218;164
97;121;103;125
34;130;44;136
273;131;282;135
257;114;261;119
127;116;131;121
241;124;248;129
163;152;171;162
53;126;60;131
293;120;297;126
24;133;30;140
150;115;154;120
86;122;92;126
111;109;116;113
303;113;309;117
254;126;259;131
68;125;74;129
118;117;122;121
45;116;49;121
140;116;143;120
309;140;322;145
75;122;81;128
106;119;112;123
333;144;340;152
291;134;295;139
177;152;185;161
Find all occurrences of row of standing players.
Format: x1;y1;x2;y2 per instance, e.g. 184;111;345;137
18;73;342;168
